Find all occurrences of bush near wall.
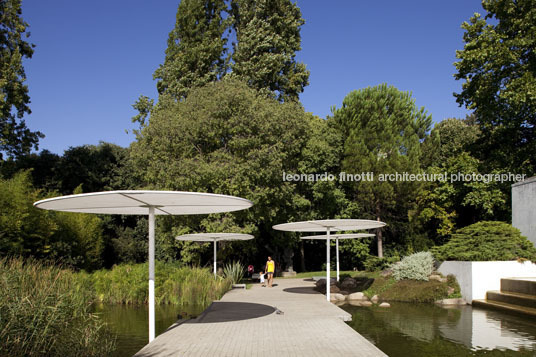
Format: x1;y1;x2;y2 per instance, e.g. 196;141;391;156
391;251;435;281
431;221;536;262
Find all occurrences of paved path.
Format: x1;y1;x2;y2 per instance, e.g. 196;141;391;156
134;278;387;356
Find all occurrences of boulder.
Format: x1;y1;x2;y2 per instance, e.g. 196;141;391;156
380;269;393;278
348;300;363;307
378;302;391;308
354;277;375;291
340;277;358;290
360;301;373;307
347;292;367;301
330;293;346;302
330;285;340;293
370;295;380;303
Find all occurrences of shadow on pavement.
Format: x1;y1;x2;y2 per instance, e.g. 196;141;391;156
192;302;275;323
282;287;319;294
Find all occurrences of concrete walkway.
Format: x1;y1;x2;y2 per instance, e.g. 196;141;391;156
134;278;387;356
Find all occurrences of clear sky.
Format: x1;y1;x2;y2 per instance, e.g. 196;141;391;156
21;0;483;155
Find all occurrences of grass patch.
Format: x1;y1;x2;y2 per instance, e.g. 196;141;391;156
0;257;116;357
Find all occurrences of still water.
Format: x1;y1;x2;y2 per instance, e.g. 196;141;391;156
93;303;205;357
341;302;536;356
95;302;536;356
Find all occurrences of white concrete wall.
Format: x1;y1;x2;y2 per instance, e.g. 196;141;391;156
438;261;536;303
512;176;536;246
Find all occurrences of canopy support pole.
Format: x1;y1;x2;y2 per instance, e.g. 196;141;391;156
326;228;330;301
148;207;155;343
336;238;340;282
213;240;217;276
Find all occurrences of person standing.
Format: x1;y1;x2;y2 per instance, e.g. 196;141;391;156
265;256;275;287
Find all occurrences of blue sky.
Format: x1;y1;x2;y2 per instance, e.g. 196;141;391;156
21;0;483;155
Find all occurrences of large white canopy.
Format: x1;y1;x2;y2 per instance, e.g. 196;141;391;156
300;233;375;240
34;190;252;215
273;219;386;300
176;233;254;242
272;219;385;232
176;233;254;277
34;190;253;343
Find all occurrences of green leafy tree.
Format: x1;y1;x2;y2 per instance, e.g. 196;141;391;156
332;84;433;257
153;0;229;101
0;0;43;159
230;0;309;102
454;0;536;173
131;78;312;267
0;171;56;258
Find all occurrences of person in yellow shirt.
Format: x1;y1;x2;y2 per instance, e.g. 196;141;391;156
265;256;275;287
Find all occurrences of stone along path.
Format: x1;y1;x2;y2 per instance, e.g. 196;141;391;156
134;278;387;356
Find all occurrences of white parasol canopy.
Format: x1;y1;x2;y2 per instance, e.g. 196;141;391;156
273;219;386;301
34;190;253;342
301;233;375;282
175;233;254;276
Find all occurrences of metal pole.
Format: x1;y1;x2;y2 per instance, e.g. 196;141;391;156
336;237;340;282
326;228;330;301
213;240;217;277
148;207;155;342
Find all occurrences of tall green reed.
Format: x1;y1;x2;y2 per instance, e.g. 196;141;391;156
223;261;245;285
0;257;115;357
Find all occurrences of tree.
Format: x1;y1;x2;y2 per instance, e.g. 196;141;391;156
454;0;536;173
332;84;433;257
230;0;309;102
152;0;228;101
131;78;313;268
0;0;43;159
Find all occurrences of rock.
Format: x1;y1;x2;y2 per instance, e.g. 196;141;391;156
334;300;346;307
348;301;363;307
435;298;467;305
379;302;391;308
354;277;375;291
429;274;442;281
370;295;379;303
330;285;340;293
347;292;367;301
439;277;448;283
315;278;337;293
339;290;349;295
360;301;373;307
330;293;346;302
447;287;455;295
340;277;358;290
380;269;393;278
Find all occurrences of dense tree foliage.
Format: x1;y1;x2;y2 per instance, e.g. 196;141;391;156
454;0;536;174
332;84;433;257
432;221;536;261
0;0;42;159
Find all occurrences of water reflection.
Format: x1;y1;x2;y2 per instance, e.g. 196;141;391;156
342;303;536;356
93;303;205;357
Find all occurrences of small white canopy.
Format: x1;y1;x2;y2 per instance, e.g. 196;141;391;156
301;233;375;282
176;233;254;276
273;219;385;300
34;190;252;343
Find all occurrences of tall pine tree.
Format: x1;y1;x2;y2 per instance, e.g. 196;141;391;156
153;0;229;101
230;0;309;102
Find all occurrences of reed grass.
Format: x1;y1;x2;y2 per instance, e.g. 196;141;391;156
0;257;116;357
223;261;245;285
87;262;232;306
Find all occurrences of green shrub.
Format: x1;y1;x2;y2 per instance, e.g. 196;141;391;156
0;257;115;357
223;261;245;285
431;221;536;262
391;251;434;281
363;255;400;272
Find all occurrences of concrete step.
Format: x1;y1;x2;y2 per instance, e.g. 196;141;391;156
487;290;536;309
501;278;536;295
472;299;536;317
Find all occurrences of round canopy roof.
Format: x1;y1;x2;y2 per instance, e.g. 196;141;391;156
34;190;253;215
300;233;375;240
176;233;254;242
272;219;386;232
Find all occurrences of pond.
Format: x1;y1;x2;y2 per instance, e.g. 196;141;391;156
93;303;205;357
341;302;536;356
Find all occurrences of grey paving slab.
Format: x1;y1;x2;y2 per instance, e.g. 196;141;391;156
134;278;387;357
